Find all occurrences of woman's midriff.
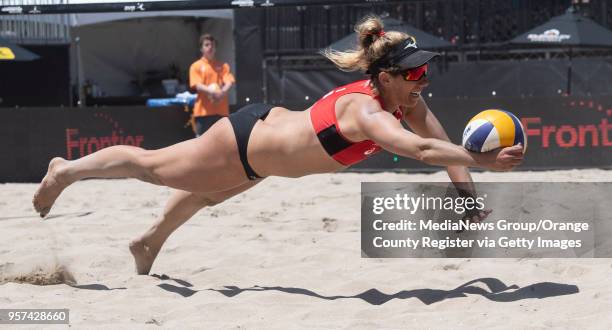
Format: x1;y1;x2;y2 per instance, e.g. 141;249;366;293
247;107;347;178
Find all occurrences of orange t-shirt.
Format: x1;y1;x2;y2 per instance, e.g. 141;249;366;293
189;57;235;117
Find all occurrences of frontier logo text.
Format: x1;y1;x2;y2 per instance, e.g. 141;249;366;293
65;113;144;160
65;129;144;160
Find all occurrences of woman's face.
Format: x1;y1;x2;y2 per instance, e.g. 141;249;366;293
384;68;430;109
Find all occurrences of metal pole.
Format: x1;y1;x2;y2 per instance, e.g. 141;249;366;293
262;58;267;103
566;47;572;95
66;13;73;106
74;35;85;107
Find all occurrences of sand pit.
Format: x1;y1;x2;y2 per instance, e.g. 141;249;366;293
0;169;611;328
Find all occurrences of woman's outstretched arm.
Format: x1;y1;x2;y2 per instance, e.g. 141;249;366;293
402;96;475;183
403;97;492;222
355;98;524;171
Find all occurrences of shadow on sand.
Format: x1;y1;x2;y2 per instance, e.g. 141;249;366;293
155;277;579;305
70;283;127;291
150;273;193;288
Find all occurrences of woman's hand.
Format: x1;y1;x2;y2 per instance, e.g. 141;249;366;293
464;208;493;223
479;144;525;171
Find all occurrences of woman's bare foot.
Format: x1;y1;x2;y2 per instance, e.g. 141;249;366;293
32;157;70;218
129;238;161;275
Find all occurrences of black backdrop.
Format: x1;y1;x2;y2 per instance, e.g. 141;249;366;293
0;45;71;107
0;106;192;182
1;96;610;183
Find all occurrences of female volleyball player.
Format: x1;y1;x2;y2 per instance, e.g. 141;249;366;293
33;16;523;274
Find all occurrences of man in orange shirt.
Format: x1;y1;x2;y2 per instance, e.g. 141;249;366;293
189;34;235;137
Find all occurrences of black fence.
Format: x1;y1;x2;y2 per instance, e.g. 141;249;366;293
261;0;612;53
0;106;193;182
263;58;612;105
234;4;612;107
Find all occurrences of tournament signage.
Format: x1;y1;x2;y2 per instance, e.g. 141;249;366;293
1;97;610;182
509;8;612;48
64;112;146;160
521;99;612;149
0;106;192;182
527;29;571;43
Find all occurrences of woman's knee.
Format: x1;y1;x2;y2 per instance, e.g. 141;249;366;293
160;192;221;220
199;181;259;207
195;194;222;207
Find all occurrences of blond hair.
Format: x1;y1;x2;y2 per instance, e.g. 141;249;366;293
323;15;410;75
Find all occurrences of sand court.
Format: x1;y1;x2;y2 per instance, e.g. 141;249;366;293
1;169;611;328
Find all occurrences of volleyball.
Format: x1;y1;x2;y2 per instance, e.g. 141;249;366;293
462;109;526;153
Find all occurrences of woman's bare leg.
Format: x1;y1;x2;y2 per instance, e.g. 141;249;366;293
33;146;161;217
33;119;247;217
129;180;261;275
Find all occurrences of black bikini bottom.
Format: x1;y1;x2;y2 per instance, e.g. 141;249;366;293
228;103;274;180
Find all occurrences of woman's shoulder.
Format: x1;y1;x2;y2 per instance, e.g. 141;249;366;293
340;79;373;92
339;92;382;116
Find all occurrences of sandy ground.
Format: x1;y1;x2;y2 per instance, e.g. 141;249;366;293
1;169;612;329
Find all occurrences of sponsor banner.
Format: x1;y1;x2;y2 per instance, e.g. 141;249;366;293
361;182;612;258
527;29;571;43
1;96;610;182
0;106;192;182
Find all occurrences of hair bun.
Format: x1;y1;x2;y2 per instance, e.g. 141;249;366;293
356;16;385;49
322;15;408;74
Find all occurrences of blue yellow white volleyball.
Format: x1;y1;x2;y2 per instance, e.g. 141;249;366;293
462;109;526;153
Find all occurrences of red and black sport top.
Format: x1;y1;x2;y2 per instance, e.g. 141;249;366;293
310;80;402;166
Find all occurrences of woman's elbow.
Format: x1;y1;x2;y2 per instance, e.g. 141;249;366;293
413;138;437;165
